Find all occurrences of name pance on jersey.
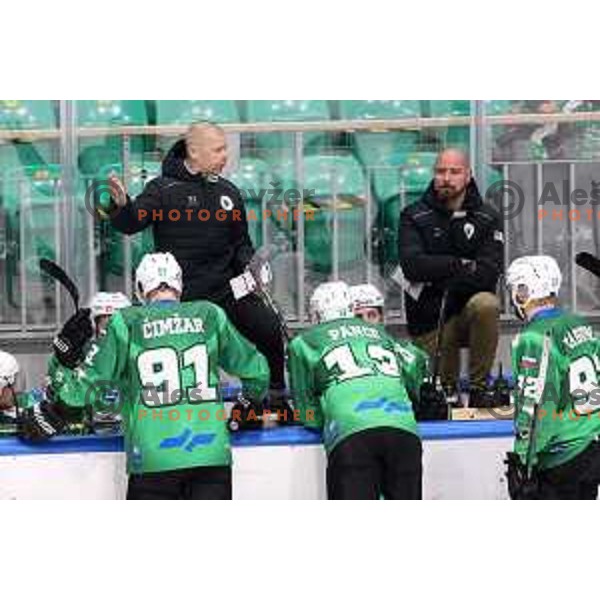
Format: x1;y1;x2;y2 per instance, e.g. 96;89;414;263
143;317;205;339
327;324;381;342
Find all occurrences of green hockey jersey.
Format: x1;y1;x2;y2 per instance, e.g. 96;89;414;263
512;308;600;471
51;299;269;473
288;317;427;453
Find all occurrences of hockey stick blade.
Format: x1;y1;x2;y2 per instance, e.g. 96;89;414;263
575;252;600;279
39;258;80;311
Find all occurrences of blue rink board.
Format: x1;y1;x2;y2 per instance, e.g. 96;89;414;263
0;420;514;456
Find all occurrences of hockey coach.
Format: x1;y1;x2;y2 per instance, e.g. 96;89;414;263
105;122;285;397
398;148;504;407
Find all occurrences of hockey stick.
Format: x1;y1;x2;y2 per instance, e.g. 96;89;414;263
39;258;80;311
414;287;450;421
39;259;92;432
431;287;449;391
524;333;552;479
575;252;600;279
245;246;292;342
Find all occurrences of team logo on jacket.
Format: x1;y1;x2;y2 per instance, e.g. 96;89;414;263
464;222;475;240
220;195;234;211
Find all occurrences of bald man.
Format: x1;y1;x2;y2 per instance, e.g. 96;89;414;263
106;122;286;398
398;148;504;407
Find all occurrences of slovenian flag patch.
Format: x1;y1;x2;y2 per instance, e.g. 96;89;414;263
520;356;539;369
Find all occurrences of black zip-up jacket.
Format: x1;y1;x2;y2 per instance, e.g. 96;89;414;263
398;179;504;336
111;140;254;302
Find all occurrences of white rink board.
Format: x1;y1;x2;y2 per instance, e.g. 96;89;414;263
0;437;512;500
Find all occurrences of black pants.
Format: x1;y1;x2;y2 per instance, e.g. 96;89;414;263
326;427;422;500
535;440;600;500
127;465;232;500
215;293;286;391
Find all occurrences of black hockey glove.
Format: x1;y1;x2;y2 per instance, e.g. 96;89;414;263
505;452;540;500
53;308;93;368
18;394;68;443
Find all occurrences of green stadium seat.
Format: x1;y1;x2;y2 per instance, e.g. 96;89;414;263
377;152;437;265
247;100;330;123
402;152;437;193
228;158;273;247
0;101;58;179
3;164;63;214
339;100;421;120
77;100;147;127
155;101;239;124
76;101;148;177
427;101;471;148
2;164;86;309
428;100;471;117
246;101;331;166
302;155;366;200
0;100;56;129
278;154;368;273
339;101;422;171
485;100;515;116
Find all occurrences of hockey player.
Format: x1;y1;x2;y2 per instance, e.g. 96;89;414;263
22;292;132;434
0;351;19;411
88;292;132;431
350;284;385;325
288;281;425;500
350;282;447;421
90;292;131;337
20;252;269;500
505;255;600;499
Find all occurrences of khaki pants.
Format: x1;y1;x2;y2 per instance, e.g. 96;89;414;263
413;292;500;391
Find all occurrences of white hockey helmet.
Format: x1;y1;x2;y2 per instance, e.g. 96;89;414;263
90;291;131;319
0;351;19;390
350;284;384;311
135;252;183;302
506;255;562;319
309;282;353;324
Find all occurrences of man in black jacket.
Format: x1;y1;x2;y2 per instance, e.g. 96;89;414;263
398;148;503;407
106;123;286;398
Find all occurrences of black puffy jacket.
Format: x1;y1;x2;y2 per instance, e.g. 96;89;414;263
398;179;504;336
111;140;254;302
